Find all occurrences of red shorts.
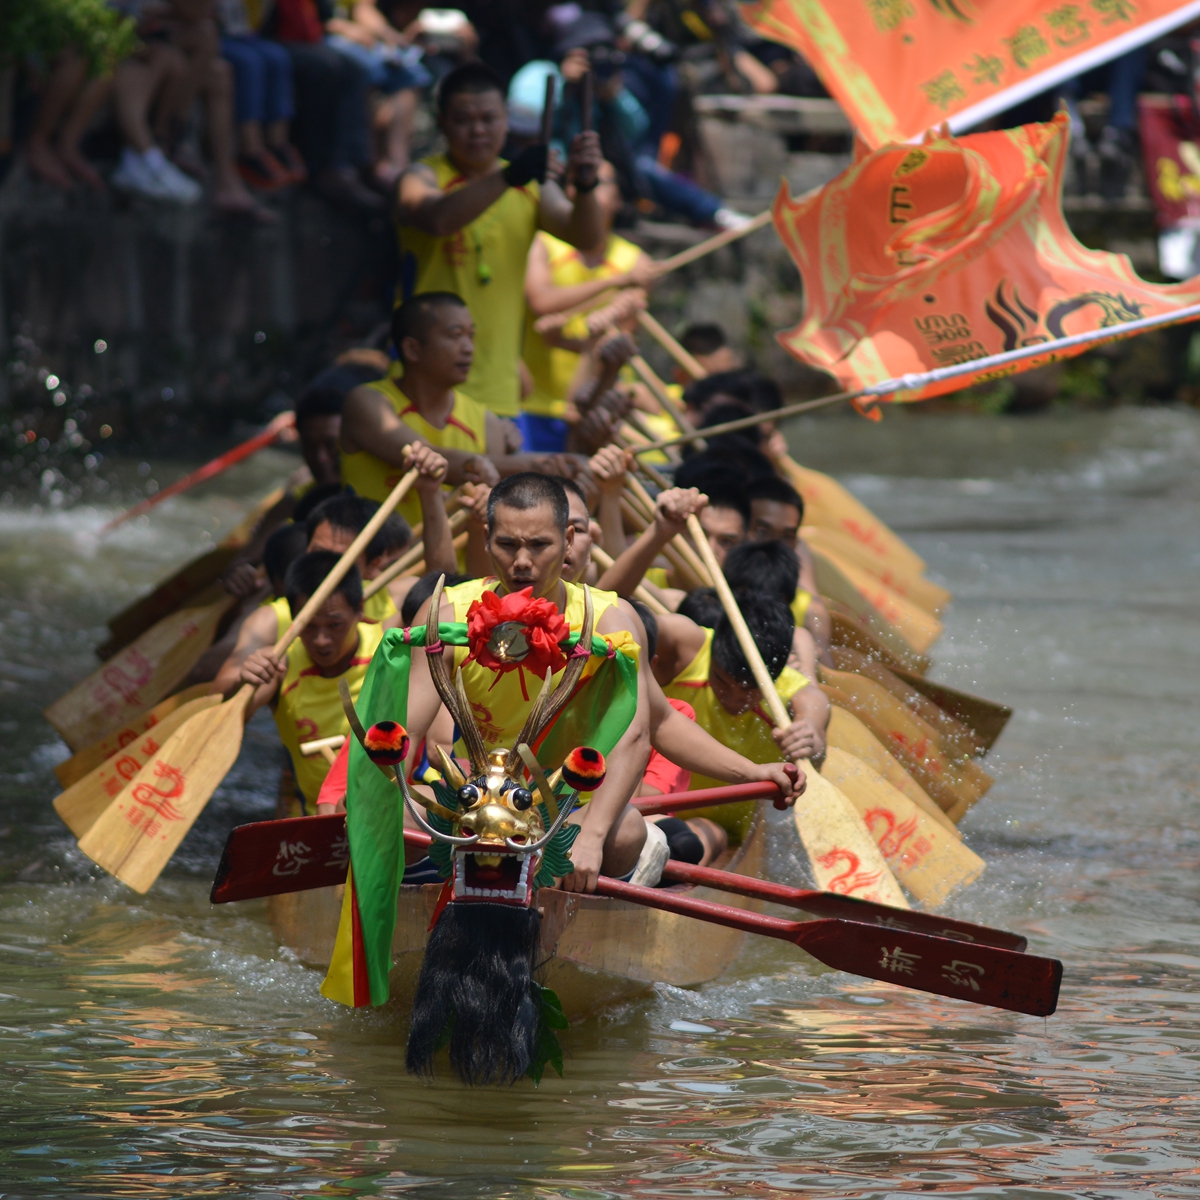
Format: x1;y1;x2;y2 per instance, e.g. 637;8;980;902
641;698;694;795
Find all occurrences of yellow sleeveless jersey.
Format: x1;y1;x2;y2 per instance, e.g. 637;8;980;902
340;367;487;527
397;154;541;417
274;621;384;809
521;233;643;419
263;595;292;642
444;578;624;770
663;627;809;842
791;588;812;627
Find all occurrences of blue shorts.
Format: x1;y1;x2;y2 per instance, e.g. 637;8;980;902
516;412;569;453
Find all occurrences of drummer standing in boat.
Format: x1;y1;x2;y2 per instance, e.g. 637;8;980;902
392;61;605;422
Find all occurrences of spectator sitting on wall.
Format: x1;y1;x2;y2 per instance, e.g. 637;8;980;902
23;50;115;191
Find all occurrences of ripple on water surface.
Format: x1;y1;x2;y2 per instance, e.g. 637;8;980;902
2;413;1200;1198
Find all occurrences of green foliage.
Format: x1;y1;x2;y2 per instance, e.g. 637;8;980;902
3;0;139;76
525;984;567;1085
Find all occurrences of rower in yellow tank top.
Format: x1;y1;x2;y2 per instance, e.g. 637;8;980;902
664;627;809;843
275;620;384;812
397;153;541;417
443;576;628;781
340;363;488;527
522;232;644;419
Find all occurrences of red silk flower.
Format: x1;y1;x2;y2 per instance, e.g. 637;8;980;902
463;586;570;685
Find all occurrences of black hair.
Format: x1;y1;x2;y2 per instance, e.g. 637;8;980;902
674;452;774;514
487;472;569;534
679;323;728;357
559;475;589;514
698;402;767;453
305;493;412;563
284;550;363;618
292;481;347;525
724;540;800;606
677;587;723;628
628;597;659;661
392;292;470;364
263;523;309;594
294;387;344;423
744;474;804;522
683;368;782;418
711;592;795;687
407;903;542;1086
401;570;473;625
436;60;505;115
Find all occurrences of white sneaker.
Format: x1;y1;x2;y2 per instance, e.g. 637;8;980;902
713;207;753;231
142;146;202;204
111;148;172;200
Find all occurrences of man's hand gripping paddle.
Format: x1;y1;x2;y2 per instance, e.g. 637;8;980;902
77;465;421;893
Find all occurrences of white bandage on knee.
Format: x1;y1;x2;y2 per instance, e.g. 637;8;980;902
628;820;669;888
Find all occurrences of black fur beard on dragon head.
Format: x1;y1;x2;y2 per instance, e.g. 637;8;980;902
342;576;600;1087
406;902;543;1085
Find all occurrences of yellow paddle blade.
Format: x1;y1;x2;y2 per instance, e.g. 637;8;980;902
793;763;908;909
53;693;222;838
821;672;994;819
53;683;215;788
782;459;927;577
831;646;982;761
811;552;926;670
44;595;234;751
815;546;943;656
826;705;960;837
802;524;951;616
77;689;251;894
888;666;1013;754
821;747;985;909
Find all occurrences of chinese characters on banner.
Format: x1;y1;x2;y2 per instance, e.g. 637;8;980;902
771;115;1200;401
741;0;1200;147
1138;92;1200;277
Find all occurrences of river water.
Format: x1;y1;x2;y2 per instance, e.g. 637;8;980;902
2;407;1200;1198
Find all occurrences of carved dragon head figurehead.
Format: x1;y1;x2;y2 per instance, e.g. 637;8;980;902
343;575;605;1085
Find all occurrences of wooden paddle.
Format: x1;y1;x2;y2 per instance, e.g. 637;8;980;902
100;411;296;534
53;693;223;837
637;311;705;380
820;747;985;908
888;666;1012;753
597;875;1061;1017
685;513;908;907
44;587;238;751
210;805;1028;951
53;682;214;788
589;544;670;615
100;486;286;658
77;466;421;894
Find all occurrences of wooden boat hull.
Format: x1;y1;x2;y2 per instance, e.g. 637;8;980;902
268;804;768;1017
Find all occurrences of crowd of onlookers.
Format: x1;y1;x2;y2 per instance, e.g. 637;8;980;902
7;1;840;225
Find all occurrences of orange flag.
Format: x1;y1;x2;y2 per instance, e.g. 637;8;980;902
742;0;1200;148
772;114;1200;403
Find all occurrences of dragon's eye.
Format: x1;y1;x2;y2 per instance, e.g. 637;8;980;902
457;784;481;807
510;787;533;811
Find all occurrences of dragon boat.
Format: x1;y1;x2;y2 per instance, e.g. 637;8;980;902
266;800;768;1020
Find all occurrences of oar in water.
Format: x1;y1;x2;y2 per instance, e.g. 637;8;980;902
44;586;239;752
53;682;214;788
685;512;909;908
596;875;1061;1017
99;411;296;535
209;796;1026;950
77;466;421;894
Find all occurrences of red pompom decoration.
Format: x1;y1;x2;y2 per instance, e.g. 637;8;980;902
363;721;410;766
561;746;606;792
463;586;569;680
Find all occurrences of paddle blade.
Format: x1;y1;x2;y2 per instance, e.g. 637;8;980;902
77;690;250;893
794;919;1061;1017
53;683;215;788
53;694;221;837
44;596;233;750
212;814;350;903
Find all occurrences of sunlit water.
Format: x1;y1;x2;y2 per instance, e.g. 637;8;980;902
3;411;1200;1198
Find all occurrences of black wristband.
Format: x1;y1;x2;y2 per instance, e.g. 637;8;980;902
573;175;599;193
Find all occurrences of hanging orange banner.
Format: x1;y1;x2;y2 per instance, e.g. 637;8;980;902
742;0;1200;147
772;114;1200;402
